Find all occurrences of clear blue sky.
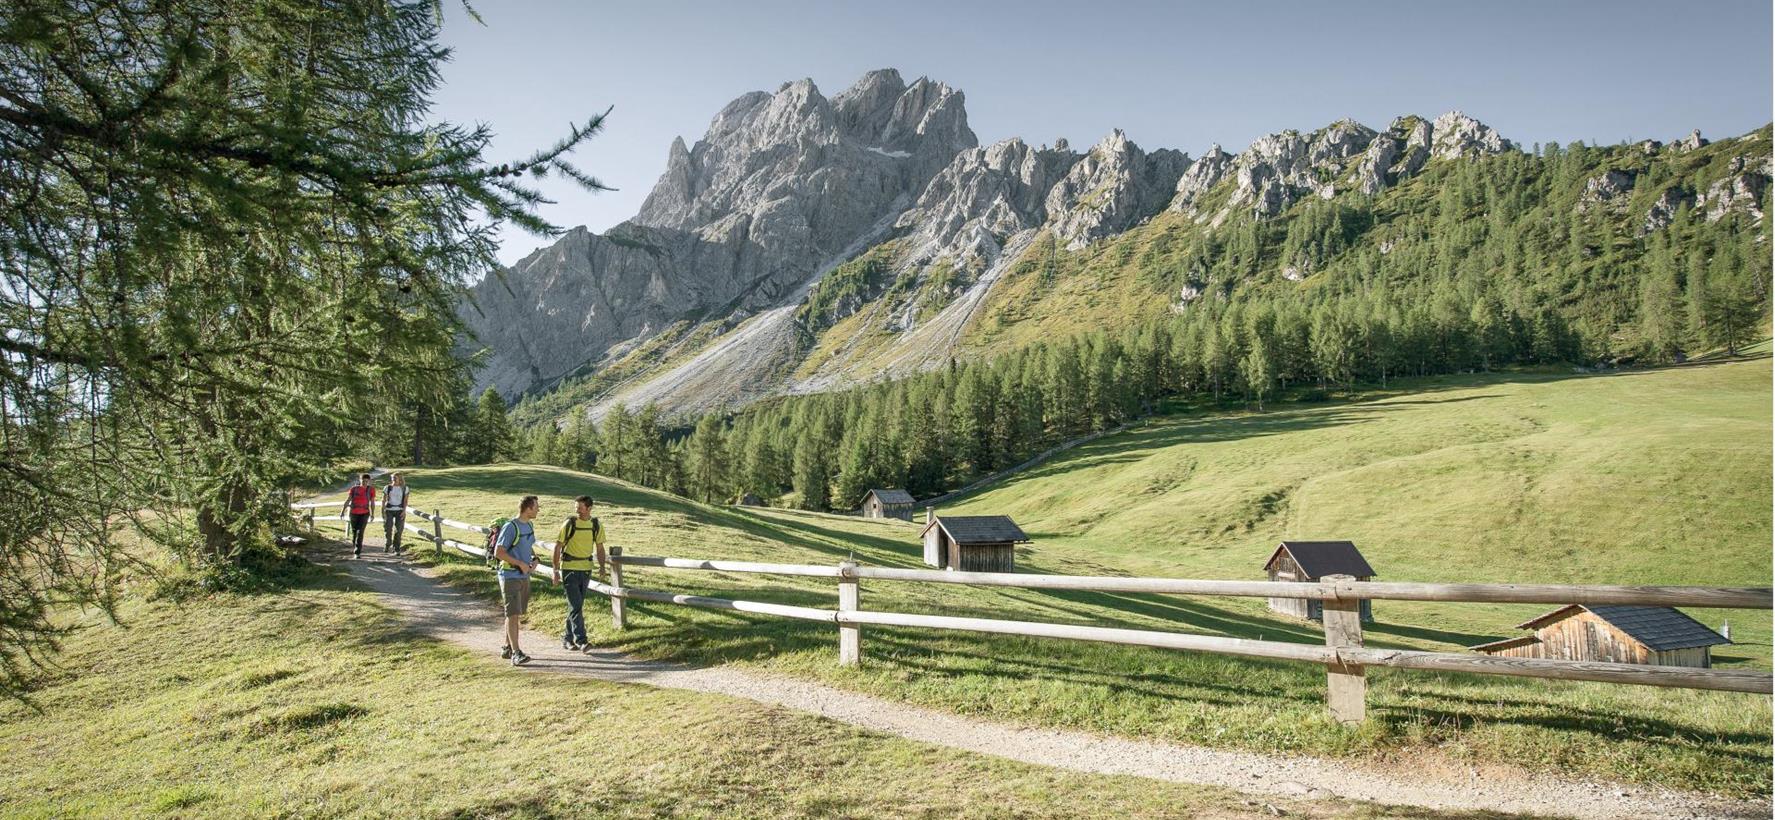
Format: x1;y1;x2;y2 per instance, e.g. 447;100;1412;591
431;0;1774;265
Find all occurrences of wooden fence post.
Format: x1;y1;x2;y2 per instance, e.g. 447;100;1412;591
432;510;443;556
304;508;315;531
1321;573;1366;724
838;561;860;666
609;546;626;630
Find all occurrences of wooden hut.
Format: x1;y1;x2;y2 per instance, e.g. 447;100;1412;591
735;492;763;507
922;514;1028;572
1471;605;1730;667
1263;541;1375;622
861;488;915;521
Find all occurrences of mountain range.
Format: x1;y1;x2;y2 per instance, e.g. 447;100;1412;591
461;68;1770;424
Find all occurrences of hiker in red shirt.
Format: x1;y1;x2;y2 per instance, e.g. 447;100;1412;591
339;473;376;558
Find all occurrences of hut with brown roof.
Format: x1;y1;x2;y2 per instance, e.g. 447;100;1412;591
1471;605;1730;667
1263;540;1375;622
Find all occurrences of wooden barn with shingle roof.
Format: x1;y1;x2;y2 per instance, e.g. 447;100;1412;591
861;488;915;521
1263;540;1376;622
922;513;1029;572
1472;604;1730;667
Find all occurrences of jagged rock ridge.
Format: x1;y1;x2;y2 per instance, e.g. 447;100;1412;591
462;69;975;399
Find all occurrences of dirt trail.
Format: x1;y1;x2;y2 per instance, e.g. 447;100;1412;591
316;540;1765;820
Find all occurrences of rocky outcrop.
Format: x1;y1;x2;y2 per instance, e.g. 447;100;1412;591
1169;143;1233;216
1696;156;1770;223
1642;186;1695;234
1578;169;1636;211
1225;120;1376;217
463;69;977;399
1353;116;1432;195
1044;130;1189;249
893;137;1081;274
1430;111;1514;159
1169;112;1511;219
1672;129;1708;151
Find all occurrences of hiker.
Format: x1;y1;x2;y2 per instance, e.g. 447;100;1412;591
381;473;410;554
339;473;376;558
493;495;541;666
552;495;608;652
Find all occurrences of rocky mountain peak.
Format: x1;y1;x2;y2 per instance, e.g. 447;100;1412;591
1045;130;1190;249
894;136;1081;275
1430;110;1514;159
467;68;977;401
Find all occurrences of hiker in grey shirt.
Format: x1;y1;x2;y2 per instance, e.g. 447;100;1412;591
493;495;541;666
381;473;410;554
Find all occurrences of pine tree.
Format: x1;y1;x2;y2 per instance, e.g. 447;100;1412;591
1242;334;1274;410
527;424;560;465
469;388;517;463
685;414;730;503
601;404;634;481
792;430;831;511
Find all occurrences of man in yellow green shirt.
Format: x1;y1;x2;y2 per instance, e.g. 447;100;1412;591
552;494;607;652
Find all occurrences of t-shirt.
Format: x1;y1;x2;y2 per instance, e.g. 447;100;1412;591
347;485;376;514
556;517;605;570
495;519;536;580
385;485;408;509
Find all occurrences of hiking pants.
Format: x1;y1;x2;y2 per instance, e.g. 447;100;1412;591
349;512;369;552
561;570;590;644
383;508;406;552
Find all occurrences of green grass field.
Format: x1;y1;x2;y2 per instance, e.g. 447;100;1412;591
7;564;1464;819
298;358;1772;797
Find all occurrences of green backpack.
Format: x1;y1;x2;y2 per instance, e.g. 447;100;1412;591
483;517;511;570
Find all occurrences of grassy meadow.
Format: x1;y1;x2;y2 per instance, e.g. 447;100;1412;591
301;358;1772;796
4;563;1457;819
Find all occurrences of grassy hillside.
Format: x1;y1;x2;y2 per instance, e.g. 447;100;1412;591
309;359;1771;796
1;563;1436;819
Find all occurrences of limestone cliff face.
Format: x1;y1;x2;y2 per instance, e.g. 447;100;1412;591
462;68;976;398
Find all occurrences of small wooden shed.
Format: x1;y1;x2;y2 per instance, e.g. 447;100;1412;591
1471;605;1730;667
735;492;763;507
1263;541;1375;622
922;514;1029;572
861;488;916;521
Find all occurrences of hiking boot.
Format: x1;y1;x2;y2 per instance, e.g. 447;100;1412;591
563;639;578;651
581;643;597;654
511;651;531;667
500;645;511;659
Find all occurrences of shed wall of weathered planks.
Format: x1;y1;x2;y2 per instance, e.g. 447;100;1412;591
956;543;1016;573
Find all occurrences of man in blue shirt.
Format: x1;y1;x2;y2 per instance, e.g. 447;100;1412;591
494;495;541;666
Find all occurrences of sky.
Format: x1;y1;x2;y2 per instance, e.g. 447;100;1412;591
431;0;1775;266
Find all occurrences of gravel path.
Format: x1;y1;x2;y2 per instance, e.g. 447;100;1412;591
318;541;1766;820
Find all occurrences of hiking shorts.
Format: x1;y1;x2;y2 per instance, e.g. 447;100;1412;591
499;575;531;616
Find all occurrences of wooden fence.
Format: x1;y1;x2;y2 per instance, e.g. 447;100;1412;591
295;503;1774;724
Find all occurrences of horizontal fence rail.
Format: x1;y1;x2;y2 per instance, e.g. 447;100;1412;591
292;501;1774;721
846;566;1771;609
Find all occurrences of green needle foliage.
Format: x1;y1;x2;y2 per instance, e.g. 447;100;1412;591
0;0;607;696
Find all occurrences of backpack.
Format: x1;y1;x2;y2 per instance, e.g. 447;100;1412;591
561;516;601;560
484;517;511;570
